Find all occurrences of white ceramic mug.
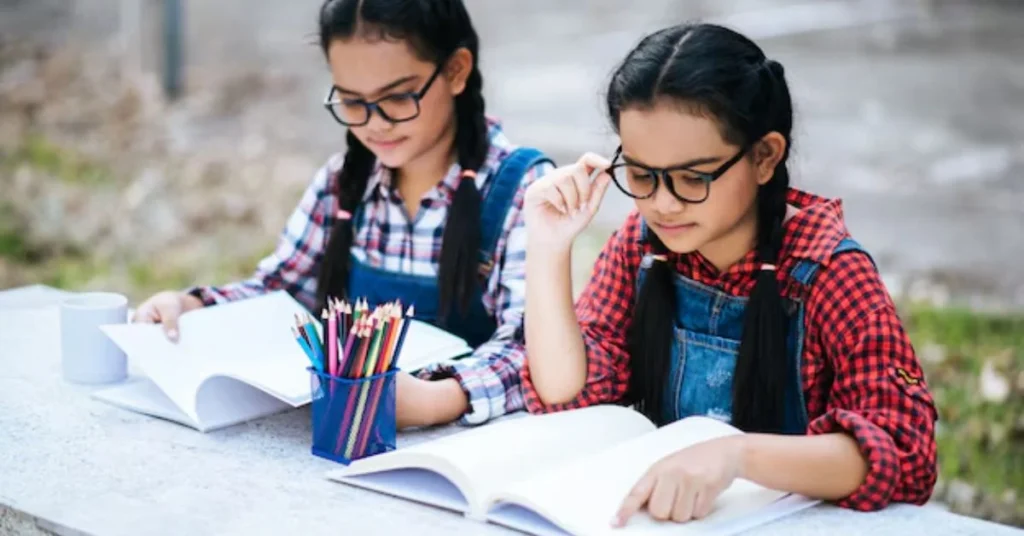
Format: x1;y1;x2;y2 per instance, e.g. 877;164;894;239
60;292;128;384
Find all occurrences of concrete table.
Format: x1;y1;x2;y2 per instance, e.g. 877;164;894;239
1;285;1020;536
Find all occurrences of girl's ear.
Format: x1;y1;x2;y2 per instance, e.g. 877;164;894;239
445;47;474;96
754;132;787;186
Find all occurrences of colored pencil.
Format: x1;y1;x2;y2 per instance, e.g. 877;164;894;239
334;319;374;453
291;296;419;460
325;307;336;376
355;305;404;454
342;312;391;459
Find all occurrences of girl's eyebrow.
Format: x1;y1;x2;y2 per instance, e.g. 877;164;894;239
334;74;419;97
622;153;724;169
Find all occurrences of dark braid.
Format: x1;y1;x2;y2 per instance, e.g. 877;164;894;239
437;64;488;324
313;0;490;321
315;131;375;314
626;232;677;423
732;59;793;432
608;25;796;431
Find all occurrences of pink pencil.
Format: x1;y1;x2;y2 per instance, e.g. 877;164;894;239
326;304;337;377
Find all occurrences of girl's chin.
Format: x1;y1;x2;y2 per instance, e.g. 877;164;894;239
651;227;705;254
369;144;423;171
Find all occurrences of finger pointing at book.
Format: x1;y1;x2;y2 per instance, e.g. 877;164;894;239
613;435;744;526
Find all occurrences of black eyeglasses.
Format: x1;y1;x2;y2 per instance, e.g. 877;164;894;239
323;62;445;127
606;145;750;203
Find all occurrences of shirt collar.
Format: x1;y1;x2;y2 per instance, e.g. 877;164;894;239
638;188;851;275
781;188;849;264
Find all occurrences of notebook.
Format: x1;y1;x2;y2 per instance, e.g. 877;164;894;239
93;291;472;432
325;405;820;535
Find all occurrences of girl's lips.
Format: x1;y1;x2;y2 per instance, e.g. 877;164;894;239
652;221;698;236
653;222;697;231
368;137;407;150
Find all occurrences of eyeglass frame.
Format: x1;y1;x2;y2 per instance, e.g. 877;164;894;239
323;61;446;127
605;144;751;204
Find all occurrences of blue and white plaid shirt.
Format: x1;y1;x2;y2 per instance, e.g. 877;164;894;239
190;119;554;425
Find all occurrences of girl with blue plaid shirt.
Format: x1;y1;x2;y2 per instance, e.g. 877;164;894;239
133;0;554;429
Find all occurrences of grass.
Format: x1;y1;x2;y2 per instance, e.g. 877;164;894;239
901;303;1023;524
0;211;28;260
5;133;113;185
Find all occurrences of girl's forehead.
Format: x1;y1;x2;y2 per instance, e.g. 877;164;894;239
326;37;433;91
618;104;729;166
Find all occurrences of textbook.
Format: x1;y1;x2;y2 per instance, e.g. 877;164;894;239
92;291;472;432
325;405;819;535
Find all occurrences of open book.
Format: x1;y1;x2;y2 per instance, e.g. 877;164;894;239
93;291;472;432
326;405;820;535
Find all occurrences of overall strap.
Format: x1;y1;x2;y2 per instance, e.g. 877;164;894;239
789;236;871;286
477;147;554;275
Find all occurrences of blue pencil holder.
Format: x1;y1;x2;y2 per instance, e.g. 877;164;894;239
308;367;398;465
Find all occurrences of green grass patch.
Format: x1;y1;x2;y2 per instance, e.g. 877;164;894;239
0;202;40;263
7;133;113;185
902;302;1023;523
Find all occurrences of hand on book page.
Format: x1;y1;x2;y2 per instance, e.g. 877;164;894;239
484;416;790;535
613;434;744;527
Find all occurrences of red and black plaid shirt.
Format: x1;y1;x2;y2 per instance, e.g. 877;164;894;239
522;189;938;511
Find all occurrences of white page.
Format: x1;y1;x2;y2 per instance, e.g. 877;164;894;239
101;323;211;421
488;416;790;536
175;291;311;402
192;376;296;430
337;468;472;515
92;378;198;428
330;406;655;513
393;320;472;372
100;291;313;422
487;504;569;536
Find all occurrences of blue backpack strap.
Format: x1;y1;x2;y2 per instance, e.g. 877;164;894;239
790;237;870;286
477;147;554;276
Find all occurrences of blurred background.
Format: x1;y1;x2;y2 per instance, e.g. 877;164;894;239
0;0;1021;526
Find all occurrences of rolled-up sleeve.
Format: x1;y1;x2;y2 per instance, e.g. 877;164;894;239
806;250;939;510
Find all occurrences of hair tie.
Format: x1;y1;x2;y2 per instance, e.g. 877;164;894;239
760;263;777;271
460;170;477;182
651;254;668;262
335;209;352;221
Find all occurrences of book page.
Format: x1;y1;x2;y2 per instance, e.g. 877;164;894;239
100;323;210;421
177;291;312;403
92;377;198;429
327;406;655;515
487;416;790;536
101;291;313;420
192;376;296;431
393;320;472;372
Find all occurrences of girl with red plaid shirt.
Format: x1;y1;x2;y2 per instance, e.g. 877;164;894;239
521;23;938;527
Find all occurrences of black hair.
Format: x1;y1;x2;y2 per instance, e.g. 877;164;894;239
608;23;794;432
313;0;489;325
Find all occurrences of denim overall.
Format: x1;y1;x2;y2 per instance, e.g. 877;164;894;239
636;225;869;433
348;148;553;348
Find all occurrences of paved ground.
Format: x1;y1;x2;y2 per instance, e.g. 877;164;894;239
4;0;1023;308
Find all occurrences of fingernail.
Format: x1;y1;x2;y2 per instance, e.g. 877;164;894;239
168;329;178;340
610;516;621;527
